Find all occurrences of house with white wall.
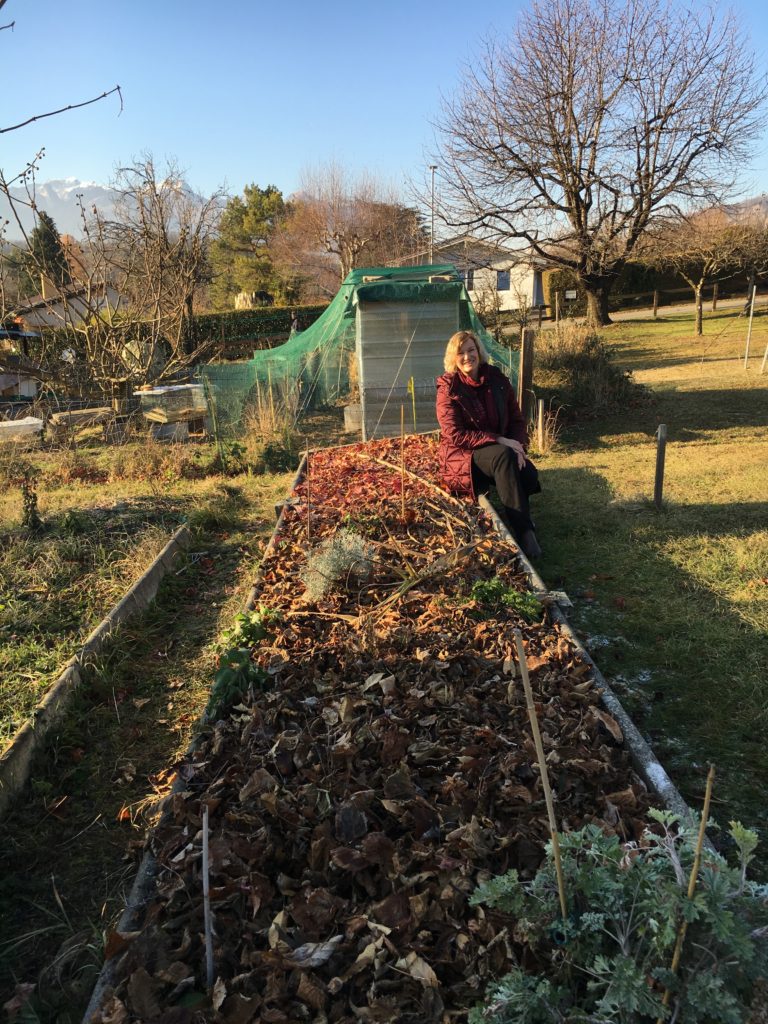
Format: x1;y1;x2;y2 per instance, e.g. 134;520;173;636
395;236;546;313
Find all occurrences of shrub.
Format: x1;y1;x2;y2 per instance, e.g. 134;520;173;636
470;812;768;1023
301;528;375;602
536;323;646;416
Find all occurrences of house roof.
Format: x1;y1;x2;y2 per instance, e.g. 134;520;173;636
392;234;549;269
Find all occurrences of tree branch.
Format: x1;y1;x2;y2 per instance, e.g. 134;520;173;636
1;85;123;134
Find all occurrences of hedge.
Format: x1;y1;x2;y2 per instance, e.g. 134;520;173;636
191;304;328;344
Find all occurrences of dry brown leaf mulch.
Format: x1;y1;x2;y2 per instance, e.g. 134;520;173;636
90;436;649;1023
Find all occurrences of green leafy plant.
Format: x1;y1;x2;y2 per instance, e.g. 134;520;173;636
469;812;768;1023
301;528;374;602
206;605;280;719
470;577;542;623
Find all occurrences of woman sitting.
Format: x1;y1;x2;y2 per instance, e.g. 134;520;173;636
435;329;542;559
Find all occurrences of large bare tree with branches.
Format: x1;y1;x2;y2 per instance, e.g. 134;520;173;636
435;0;767;325
273;163;427;298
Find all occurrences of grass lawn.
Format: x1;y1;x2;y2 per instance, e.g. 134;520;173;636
532;308;768;859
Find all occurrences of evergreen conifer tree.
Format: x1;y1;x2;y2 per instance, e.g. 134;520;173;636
22;211;72;296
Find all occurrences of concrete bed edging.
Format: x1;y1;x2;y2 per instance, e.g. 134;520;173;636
477;493;692;821
82;459;690;1021
82;463;307;1022
0;523;190;821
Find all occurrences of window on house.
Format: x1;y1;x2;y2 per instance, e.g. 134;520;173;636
497;269;511;291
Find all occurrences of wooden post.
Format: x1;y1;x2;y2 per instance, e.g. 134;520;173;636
517;327;535;421
711;282;718;312
760;338;768;375
554;292;560;324
537;305;543;329
653;290;659;319
744;285;757;369
537;398;545;451
654;424;667;510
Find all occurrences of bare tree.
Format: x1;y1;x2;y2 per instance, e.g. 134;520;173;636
273;162;427;296
640;208;751;334
435;0;767;325
1;155;223;397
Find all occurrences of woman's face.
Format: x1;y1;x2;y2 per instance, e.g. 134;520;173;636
457;337;480;379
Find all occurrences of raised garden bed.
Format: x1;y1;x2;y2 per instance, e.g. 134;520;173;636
87;435;660;1022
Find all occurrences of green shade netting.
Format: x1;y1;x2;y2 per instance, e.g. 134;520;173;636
197;264;519;431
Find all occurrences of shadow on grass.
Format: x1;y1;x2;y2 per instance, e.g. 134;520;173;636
557;384;767;449
534;465;768;869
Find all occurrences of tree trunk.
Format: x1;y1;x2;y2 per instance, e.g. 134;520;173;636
584;287;612;326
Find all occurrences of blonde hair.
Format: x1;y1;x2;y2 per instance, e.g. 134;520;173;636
443;330;489;373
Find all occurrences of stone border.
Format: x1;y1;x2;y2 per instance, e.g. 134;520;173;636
0;523;190;821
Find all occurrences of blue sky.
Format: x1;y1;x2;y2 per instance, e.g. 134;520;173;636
3;0;768;204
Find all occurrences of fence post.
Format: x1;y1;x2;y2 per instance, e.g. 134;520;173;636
654;424;667;510
538;305;543;329
653;290;659;319
711;283;718;312
744;285;757;369
537;398;545;451
517;327;535;421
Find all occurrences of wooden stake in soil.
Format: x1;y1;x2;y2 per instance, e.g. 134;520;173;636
305;446;311;542
407;376;417;431
744;285;757;368
655;764;715;1024
654;424;667;510
514;629;567;922
202;804;215;991
400;405;406;521
653;290;659;319
517;328;535;421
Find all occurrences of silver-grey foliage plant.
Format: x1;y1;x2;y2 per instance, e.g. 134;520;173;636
301;528;374;602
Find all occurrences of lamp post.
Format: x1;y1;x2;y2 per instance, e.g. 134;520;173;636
429;165;437;264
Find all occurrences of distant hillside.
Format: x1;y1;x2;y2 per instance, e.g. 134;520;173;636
0;178;115;238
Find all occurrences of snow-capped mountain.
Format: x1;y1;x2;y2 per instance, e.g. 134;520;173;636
0;178;116;238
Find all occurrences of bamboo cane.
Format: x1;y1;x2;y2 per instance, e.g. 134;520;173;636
515;629;567;922
305;447;311;543
202;804;215;991
400;405;406;521
408;376;417;431
655;764;715;1023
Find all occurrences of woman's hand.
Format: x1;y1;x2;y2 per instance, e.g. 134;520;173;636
497;435;526;470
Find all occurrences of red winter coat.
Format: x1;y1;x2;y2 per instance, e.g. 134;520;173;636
436;363;528;498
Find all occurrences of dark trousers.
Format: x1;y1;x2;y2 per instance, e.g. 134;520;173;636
471;443;533;537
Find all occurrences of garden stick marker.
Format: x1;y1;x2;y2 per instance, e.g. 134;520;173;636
400;405;406;521
305;447;311;542
202;804;215;991
656;764;715;1023
514;629;567;922
407;376;417;431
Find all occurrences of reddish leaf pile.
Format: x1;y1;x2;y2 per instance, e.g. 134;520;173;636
92;435;649;1023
